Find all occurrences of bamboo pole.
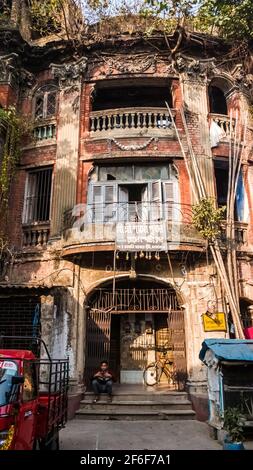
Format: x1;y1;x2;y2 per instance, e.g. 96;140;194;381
165;101;199;202
179;107;206;199
166;101;245;339
226;110;234;298
231;113;248;314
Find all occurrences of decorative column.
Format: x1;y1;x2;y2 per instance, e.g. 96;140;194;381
40;295;55;358
0;53;20;107
50;58;87;236
176;55;216;198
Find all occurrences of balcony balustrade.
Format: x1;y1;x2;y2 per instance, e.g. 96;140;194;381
22;222;50;248
209;113;236;139
89;107;176;137
220;221;248;250
33;120;56;141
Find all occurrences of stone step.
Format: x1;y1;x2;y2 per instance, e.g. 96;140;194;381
80;400;193;411
75;408;196;421
83;392;189;403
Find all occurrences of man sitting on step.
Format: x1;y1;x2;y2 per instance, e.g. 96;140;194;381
91;360;115;403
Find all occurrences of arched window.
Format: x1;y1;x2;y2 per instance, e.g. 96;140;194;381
34;85;57;120
209;85;228;115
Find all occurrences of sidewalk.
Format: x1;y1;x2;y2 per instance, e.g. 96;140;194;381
60;419;222;450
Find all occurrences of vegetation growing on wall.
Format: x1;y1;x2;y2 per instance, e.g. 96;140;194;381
0;107;23;219
192;198;225;242
0;107;26;274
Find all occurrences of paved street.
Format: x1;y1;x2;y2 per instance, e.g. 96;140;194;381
60;419;222;450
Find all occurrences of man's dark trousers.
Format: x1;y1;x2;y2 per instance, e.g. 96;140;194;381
92;378;113;395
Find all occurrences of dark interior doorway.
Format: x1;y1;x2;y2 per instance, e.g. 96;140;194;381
214;160;238;220
119;184;146;203
92;80;173;111
209;85;227;115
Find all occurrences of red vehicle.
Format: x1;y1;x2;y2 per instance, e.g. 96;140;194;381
0;336;69;450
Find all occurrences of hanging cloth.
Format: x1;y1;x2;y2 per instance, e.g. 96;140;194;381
209;120;226;148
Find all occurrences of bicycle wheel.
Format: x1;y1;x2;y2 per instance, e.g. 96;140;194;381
143;364;159;386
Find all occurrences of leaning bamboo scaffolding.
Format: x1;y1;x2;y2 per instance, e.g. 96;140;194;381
165;101;245;339
226;110;248;317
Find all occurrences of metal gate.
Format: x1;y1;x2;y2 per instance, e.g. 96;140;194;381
85;287;187;390
168;310;187;390
85;309;111;386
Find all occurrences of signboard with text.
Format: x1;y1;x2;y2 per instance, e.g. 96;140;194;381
202;312;227;332
116;221;168;252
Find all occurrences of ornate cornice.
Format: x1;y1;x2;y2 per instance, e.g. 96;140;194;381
0;53;35;91
107;54;157;75
0;53;19;87
231;64;253;96
174;54;216;81
50;57;88;89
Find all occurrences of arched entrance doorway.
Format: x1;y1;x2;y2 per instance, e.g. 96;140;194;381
85;277;187;390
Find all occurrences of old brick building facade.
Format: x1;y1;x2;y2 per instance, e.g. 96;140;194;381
1;2;253;416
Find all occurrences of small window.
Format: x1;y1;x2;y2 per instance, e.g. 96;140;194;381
23;167;53;224
34;86;57;120
23;362;38;402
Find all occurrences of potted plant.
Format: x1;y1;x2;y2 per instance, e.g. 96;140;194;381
223;407;245;450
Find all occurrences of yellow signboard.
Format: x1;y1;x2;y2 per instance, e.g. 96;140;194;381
202;312;227;332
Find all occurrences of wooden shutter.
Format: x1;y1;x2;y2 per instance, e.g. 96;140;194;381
118;186;129;221
163;182;174;221
141;185;149;221
91;184;103;222
104;184;116;222
23;173;37;223
150;180;162;220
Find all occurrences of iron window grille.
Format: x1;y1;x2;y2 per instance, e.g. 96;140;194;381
23;167;53;224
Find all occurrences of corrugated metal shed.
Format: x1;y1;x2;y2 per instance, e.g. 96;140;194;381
199;339;253;363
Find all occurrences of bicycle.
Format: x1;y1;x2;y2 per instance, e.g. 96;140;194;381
143;349;177;387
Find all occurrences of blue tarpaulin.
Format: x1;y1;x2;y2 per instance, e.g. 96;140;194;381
199;339;253;363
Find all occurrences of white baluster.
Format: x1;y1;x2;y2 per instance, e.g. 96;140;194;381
108;113;113;130
131;113;135;128
90;116;95;131
148;112;152;128
119;113;123;129
31;231;37;246
37;230;42;246
137;112;141;129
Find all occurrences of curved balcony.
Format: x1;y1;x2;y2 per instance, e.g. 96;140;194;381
89;107;176;139
62;202;205;256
